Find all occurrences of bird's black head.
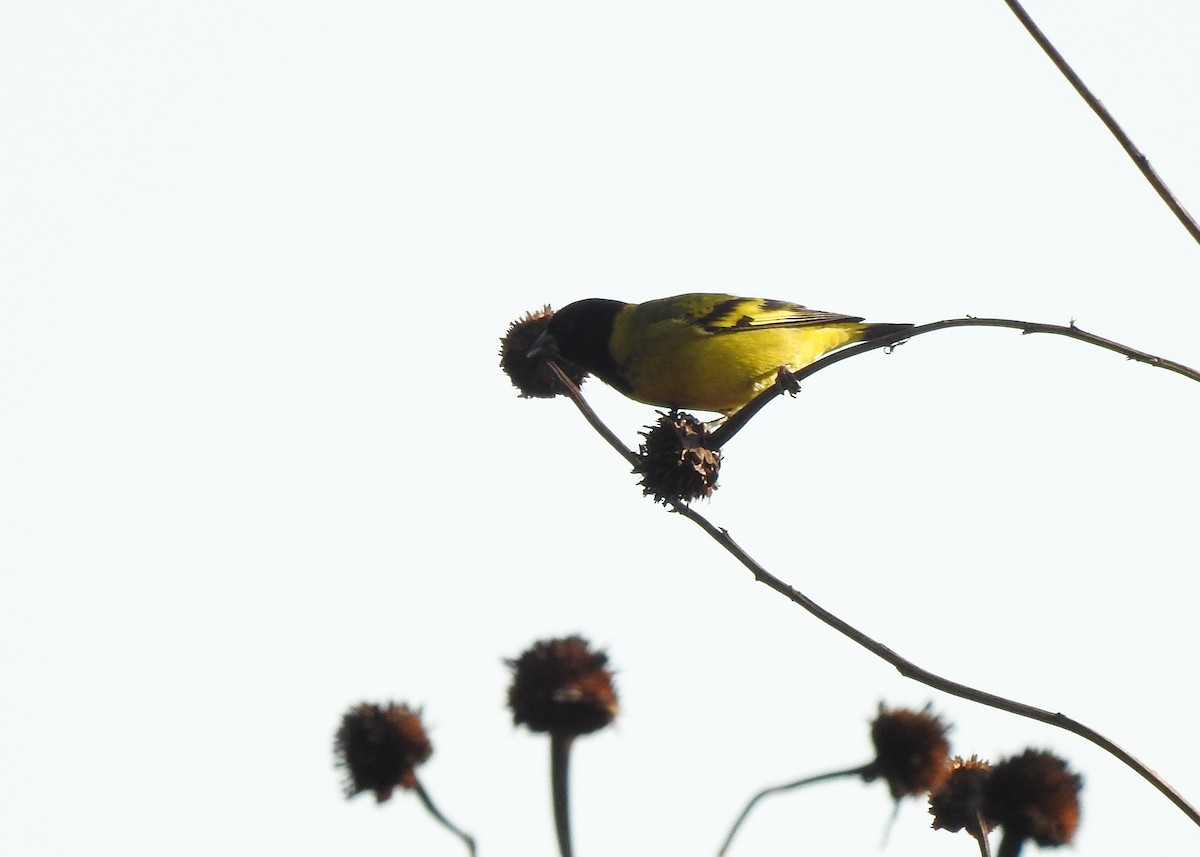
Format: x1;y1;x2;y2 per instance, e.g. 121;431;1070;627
529;298;627;390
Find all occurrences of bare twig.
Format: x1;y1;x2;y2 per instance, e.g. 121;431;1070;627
717;764;871;856
549;362;641;466
1000;0;1200;246
551;733;575;857
712;316;1200;446
542;312;1200;827
413;778;477;857
975;808;994;857
671;504;1199;827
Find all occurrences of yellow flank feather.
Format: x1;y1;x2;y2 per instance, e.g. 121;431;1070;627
608;295;874;413
535;292;911;416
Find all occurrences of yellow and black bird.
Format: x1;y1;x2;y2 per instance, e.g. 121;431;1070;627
529;293;911;416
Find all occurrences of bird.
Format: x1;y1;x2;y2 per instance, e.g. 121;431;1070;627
528;293;911;416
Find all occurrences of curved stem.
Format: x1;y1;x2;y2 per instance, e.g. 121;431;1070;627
711;316;1200;447
975;808;994;857
717;763;871;856
412;777;477;857
544;326;1200;827
670;503;1200;827
996;829;1023;857
999;0;1200;247
547;362;640;469
550;733;575;857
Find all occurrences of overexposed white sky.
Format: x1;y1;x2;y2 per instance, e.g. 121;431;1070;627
3;2;1199;855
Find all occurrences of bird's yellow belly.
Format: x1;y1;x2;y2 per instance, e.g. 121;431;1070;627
619;325;862;413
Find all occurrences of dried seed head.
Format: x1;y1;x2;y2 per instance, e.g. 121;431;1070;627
636;412;721;504
929;755;995;840
984;749;1082;850
334;702;433;802
863;703;952;799
499;306;587;398
507;635;619;737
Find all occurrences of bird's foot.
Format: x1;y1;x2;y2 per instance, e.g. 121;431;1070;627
775;366;801;397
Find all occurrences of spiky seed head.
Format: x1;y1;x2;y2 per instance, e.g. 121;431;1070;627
636;411;721;504
863;703;952;799
334;702;432;802
506;635;618;737
499;306;588;398
984;748;1082;851
929;755;995;840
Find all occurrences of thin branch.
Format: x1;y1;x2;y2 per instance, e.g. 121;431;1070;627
717;763;871;856
550;733;575;857
975;808;994;857
543;320;1200;827
712;316;1200;447
671;504;1199;827
413;778;477;857
999;0;1200;246
547;362;641;468
997;829;1023;857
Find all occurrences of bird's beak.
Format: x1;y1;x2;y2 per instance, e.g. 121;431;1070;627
527;330;558;359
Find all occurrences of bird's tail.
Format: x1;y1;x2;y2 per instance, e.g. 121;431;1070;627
857;322;914;346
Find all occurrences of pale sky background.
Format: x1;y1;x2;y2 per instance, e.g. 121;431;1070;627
3;2;1199;855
